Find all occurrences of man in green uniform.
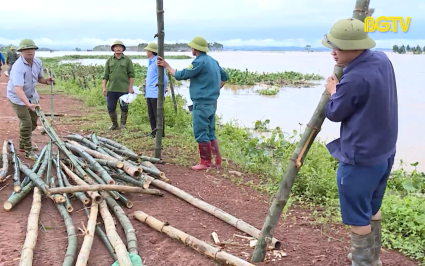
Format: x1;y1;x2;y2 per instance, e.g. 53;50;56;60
102;40;135;130
157;36;229;170
7;39;54;160
6;46;19;76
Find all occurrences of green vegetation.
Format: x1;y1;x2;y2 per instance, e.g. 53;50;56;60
256;88;279;96
393;44;424;54
41;62;425;264
40;54;192;61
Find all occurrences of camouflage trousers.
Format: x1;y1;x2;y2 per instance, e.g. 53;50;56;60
10;101;38;152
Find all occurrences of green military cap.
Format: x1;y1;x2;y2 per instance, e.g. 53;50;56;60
18;39;39;52
111;40;126;51
188;36;209;52
322;18;376;50
144;42;158;53
10;46;16;50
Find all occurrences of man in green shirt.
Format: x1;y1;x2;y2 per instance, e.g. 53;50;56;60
102;40;135;130
6;46;19;75
158;36;229;171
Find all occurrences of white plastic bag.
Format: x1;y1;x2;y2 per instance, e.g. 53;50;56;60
119;86;142;105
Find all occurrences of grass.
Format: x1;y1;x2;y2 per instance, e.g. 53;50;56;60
46;63;425;265
256;88;279;95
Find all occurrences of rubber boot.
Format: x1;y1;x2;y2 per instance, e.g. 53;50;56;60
19;139;38;152
371;221;383;266
191;142;212;170
108;111;119;130
25;150;38;161
210;139;222;169
120;111;128;130
350;231;374;266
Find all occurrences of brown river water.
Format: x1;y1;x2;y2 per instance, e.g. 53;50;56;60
43;50;425;172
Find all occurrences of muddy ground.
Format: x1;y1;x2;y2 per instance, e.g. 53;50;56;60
0;69;418;266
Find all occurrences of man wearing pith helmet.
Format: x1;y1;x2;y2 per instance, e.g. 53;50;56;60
6;46;19;76
7;39;54;160
157;36;229;171
323;18;398;266
102;40;135;130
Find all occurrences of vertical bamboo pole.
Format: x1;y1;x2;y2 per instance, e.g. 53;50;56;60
251;0;372;262
75;201;98;266
154;0;165;159
167;72;177;114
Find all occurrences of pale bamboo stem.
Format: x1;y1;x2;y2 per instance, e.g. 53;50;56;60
75;201;98;266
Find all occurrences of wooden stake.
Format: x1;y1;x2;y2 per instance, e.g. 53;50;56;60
0;141;9;182
134;211;255;266
75;201;98;266
19;187;41;266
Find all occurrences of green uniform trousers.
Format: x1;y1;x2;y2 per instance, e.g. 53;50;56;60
192;103;217;143
10;101;38;150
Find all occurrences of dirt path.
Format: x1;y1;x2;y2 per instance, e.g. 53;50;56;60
0;69;418;266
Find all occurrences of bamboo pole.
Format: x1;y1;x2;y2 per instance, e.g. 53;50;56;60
84;167;120;199
251;0;372;262
48;184;150;194
56;203;77;266
18;158;50;195
0;140;9;182
140;155;162;164
117;193;134;209
60;161;103;204
99;142;139;161
95;159;124;169
167;72;178;114
66;143;115;185
46;140;53;185
99;201;132;265
8;140;21;192
155;0;165;159
94;145;142;179
104;195;138;255
97;137;137;156
151;179;280;248
19;187;41;266
75;201;98;266
134;211;254;266
4;148;48;211
67;140;123;168
55;154;74;213
111;173;161;194
56;160;91;206
83;207;117;261
18;145;47;190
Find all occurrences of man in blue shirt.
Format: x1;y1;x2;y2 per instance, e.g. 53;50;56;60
144;42;168;137
0;51;5;77
157;36;229;171
323;18;398;265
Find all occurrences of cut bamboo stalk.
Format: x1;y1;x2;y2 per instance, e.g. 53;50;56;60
0;140;9;182
48;164;67;204
140;161;170;184
56;203;77;266
67;140;121;166
56;160;90;206
251;0;372;262
66;135;99;151
66;143;115;185
8;140;21;192
19;187;41;266
99;142;139;161
46;139;53;185
60;161;103;204
75;201;98;266
140;155;162;164
151;179;281;249
84;167;120;199
95;159;124;169
48;184;152;194
212;232;220;244
117;192;134;209
4;149;49;211
83;207;117;261
97;137;137;156
155;0;165;159
139;164;166;181
99;201;132;265
18;146;48;190
134;211;254;266
18;158;50;195
111;173;163;196
54;154;74;213
167;72;178;114
104;195;138;255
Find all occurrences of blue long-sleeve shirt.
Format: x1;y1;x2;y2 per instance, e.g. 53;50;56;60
0;52;5;64
145;55;167;98
325;49;398;166
174;53;229;105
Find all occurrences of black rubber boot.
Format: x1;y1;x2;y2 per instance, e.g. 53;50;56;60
120;111;128;130
371;221;382;266
350;231;374;266
108;111;119;130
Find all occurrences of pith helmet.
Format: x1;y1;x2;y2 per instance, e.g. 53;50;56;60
144;42;158;53
322;18;376;50
10;46;16;50
18;39;39;52
111;40;126;51
188;36;209;52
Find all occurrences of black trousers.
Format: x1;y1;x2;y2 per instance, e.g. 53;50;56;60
146;98;165;137
107;91;128;113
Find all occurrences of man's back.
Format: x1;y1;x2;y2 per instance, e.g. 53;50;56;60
326;50;398;165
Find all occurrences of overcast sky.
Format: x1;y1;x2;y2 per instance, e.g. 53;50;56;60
1;0;423;49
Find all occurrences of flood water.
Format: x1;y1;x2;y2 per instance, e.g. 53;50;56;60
38;51;425;172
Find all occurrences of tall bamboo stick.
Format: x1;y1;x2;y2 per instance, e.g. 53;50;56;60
0;140;9;181
134;211;254;266
251;0;372;262
55;154;74;213
97;137;136;156
155;0;165;159
99;201;132;265
55;159;90;205
56;203;77;266
151;179;280;248
67;140;123;167
18;158;50;195
46;139;53;185
19;187;41;266
76;201;98;266
8;140;21;192
99;142;139;161
167;72;178;113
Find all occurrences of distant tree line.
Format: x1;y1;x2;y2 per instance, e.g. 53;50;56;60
393;44;424;54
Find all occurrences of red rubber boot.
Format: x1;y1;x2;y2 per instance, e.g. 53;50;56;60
210;139;222;169
191;142;212;170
